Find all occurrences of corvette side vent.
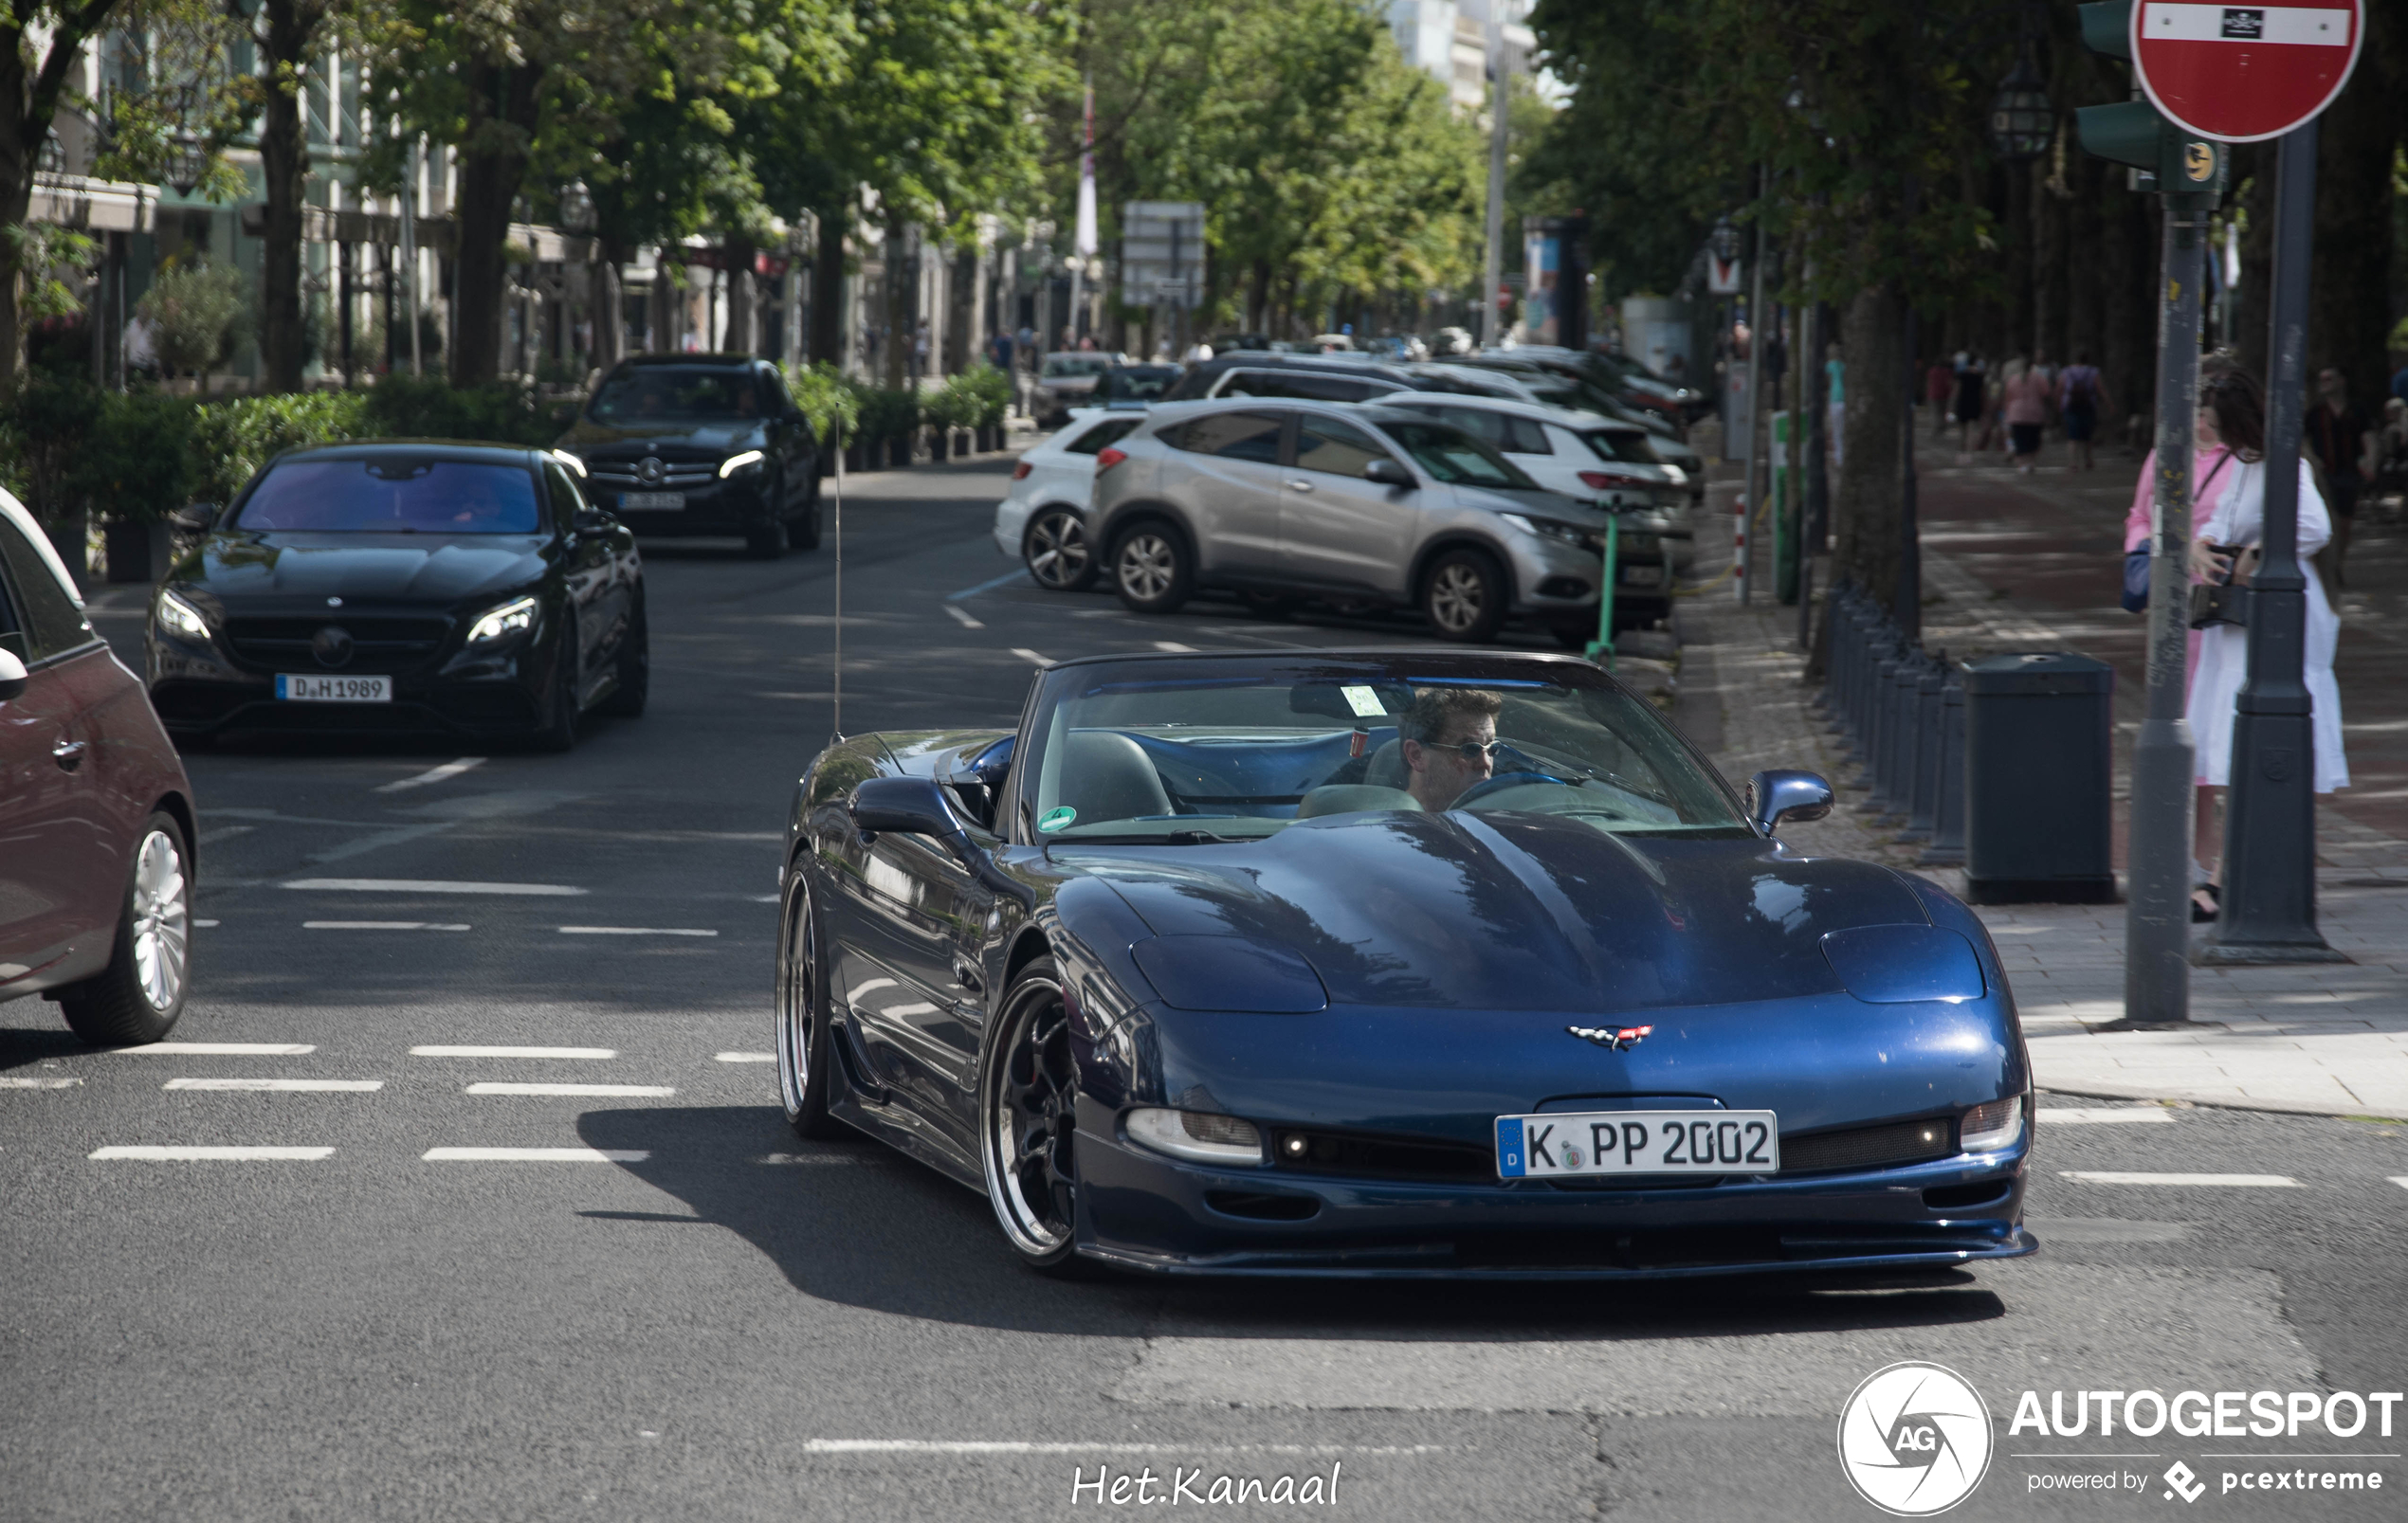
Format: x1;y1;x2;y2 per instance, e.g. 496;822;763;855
1779;1117;1954;1175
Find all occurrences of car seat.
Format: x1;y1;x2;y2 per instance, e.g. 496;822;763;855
1060;731;1174;824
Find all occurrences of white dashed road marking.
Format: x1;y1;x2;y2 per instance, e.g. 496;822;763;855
1154;642;1195;652
375;756;487;793
422;1147;649;1163
1011;647;1049;665
196;825;253;845
2060;1171;2303;1187
282;878;586;896
91;1146;334;1161
304;921;471;932
762;1153;870;1165
2391;1177;2408;1192
193;919;220;928
113;1043;315;1056
944;604;985;629
556;926;718;936
410;1046;614;1060
464;1082;675;1097
2038;1107;2177;1124
164;1079;383;1092
800;1440;1443;1456
716;1052;775;1063
0;1076;82;1088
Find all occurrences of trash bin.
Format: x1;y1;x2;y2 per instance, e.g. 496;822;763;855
1961;652;2116;904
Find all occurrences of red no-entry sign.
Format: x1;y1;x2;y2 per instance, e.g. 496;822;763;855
2133;2;2362;142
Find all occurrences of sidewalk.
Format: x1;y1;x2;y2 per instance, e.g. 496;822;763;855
1673;452;2408;1124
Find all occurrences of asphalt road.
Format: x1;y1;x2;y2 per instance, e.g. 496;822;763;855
5;450;2405;1521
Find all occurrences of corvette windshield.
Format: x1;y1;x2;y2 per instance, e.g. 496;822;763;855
1022;661;1745;843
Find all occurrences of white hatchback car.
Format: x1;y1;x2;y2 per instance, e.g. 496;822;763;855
1373;393;1689;510
992;410;1152;591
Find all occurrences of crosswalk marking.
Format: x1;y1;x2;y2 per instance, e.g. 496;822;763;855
303;921;471;932
2038;1107;2177;1124
2060;1171;2302;1187
464;1082;674;1097
112;1043;314;1056
375;756;486;793
282;878;586;896
556;926;718;936
410;1046;614;1060
91;1146;334;1161
422;1147;648;1163
716;1052;775;1063
2391;1177;2408;1192
164;1079;383;1093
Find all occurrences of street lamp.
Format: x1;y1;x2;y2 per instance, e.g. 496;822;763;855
1707;217;1741;264
165;127;209;198
558;180;595;235
1987;7;2054;162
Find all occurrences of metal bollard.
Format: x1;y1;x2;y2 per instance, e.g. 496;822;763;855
1919;665;1968;865
1898;656;1946;843
1853;643;1902;789
1872;653;1921;822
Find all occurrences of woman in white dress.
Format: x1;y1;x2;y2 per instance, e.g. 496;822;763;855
2186;370;2349;920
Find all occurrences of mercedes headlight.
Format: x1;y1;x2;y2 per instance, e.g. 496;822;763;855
465;593;539;645
156;589;211;641
718;449;766;479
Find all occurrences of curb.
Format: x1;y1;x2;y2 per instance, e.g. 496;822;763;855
2036;1083;2408;1125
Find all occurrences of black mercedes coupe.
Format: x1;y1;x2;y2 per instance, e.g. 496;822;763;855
146;441;646;750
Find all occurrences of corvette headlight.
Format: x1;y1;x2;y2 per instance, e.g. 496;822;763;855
719;449;766;479
155;589;211;641
1960;1095;2025;1152
465;594;539;645
1126;1108;1264;1167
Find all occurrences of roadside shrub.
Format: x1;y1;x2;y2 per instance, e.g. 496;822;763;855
137;263;251;380
854;386;920;446
923;373;982;434
362;372;574;445
79;390;199;521
782;359;859;447
188;390;372;504
959;363;1013;429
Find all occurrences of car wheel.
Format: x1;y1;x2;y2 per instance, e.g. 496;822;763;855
1422;548;1507;643
978;956;1101;1277
775;871;848;1140
58;813;192;1046
533;644;580;752
1110;520;1194;615
787;475;823;551
745;520;785;559
596;598;648;717
1023;508;1096;592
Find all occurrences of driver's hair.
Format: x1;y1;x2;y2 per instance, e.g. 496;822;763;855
1399;686;1503;745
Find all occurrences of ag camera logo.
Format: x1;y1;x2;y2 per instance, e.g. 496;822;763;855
1837;1362;1995;1515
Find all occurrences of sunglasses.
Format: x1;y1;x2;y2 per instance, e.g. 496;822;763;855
1427;738;1507;763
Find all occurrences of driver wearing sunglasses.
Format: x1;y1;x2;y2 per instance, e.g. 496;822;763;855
1399;686;1505;812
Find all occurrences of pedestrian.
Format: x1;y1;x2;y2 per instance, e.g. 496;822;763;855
990;327;1013;373
2002;354;2050;474
2181;369;2349;919
910;319;930;381
2304;365;2373;589
1951;354;1986;460
1824;342;1845;471
2378;397;2408;517
1926;356;1953;438
2058;352;2104;472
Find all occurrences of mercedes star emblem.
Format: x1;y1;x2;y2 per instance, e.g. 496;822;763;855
312;626;356;669
636;456;666;484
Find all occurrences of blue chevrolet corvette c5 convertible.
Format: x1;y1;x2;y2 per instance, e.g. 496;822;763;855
775;647;2036;1278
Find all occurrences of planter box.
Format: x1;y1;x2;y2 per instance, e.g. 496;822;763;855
844;442;867;473
103;519;174;585
886;435;912;470
953;429;975;457
929;429;950;463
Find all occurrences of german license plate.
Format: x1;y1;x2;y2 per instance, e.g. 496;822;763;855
1619;564;1666;588
1495;1110;1779;1178
620;492;685;511
276;673;392;702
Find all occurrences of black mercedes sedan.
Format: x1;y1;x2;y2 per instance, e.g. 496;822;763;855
145;441;646;751
554;354;822;558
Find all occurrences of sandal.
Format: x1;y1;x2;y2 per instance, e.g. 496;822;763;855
2190;883;2220;923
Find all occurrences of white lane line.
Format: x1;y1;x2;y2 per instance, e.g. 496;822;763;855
303;921;471;932
193;919;220;928
1010;647;1049;665
375;756;487;793
91;1146;334;1161
465;1082;675;1097
801;1441;1445;1456
164;1078;383;1092
556;926;718;937
751;893;779;902
2060;1171;2303;1187
762;1153;870;1165
281;878;587;896
197;825;254;844
2391;1177;2408;1192
944;604;986;630
716;1052;775;1063
0;1076;82;1088
423;1147;648;1162
1154;641;1196;652
112;1043;315;1056
2038;1107;2177;1124
411;1045;614;1060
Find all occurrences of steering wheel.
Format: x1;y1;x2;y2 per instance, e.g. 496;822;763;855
1450;770;1588;808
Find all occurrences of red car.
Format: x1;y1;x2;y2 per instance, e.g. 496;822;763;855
0;494;197;1044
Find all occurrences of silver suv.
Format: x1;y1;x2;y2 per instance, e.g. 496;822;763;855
1087;398;1625;644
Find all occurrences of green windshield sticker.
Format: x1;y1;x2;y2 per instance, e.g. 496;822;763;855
1037;806;1077;833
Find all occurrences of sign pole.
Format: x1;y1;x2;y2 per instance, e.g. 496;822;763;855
2203;119;2345;965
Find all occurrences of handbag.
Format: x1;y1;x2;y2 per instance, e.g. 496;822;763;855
2188;544;2261;629
2125;452;2233;613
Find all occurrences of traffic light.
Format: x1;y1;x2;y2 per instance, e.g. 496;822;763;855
2073;0;2228;196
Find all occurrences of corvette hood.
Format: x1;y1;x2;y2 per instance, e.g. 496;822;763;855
183;534;548;607
1076;811;1930;1013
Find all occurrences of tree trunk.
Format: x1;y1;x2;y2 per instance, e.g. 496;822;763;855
593;239;625;371
1833;281;1906;613
0;11;123;379
723;234;757;355
257;0;320;391
882;225;908;390
2308;39;2400;403
809;203;847;366
449;60;541;387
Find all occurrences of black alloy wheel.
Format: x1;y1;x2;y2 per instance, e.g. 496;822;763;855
597;597;648;717
533;640;581;752
1421;547;1508;643
1110;520;1194;615
1023;507;1096;592
775;871;847;1139
58;813;191;1046
978;957;1097;1275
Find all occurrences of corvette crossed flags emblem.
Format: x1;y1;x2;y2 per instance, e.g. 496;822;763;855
1566;1024;1652;1051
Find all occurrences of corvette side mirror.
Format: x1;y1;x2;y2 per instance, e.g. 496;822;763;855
850;776;966;844
0;647;26;703
1746;770;1833;836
